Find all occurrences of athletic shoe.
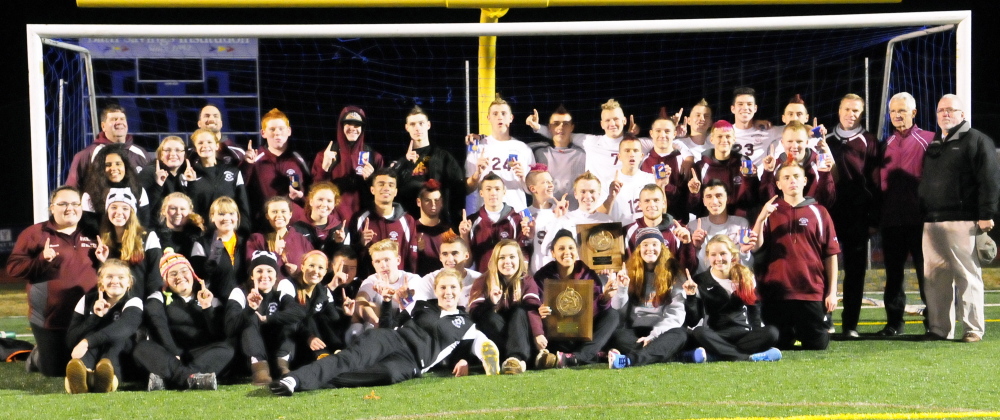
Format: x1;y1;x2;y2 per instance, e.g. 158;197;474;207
481;340;501;376
843;330;860;339
25;348;38;373
749;347;782;362
147;372;165;391
187;373;218;390
268;377;296;397
876;326;901;337
556;352;577;368
691;347;707;363
501;357;526;375
64;358;89;394
962;332;983;343
607;349;631;369
92;358;117;393
534;349;558;370
919;332;946;341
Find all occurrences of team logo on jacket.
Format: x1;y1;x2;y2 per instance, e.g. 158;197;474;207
268;302;278;315
799;218;809;226
536;230;546;245
451;316;465;328
500;231;509;239
113;311;121;321
733;175;743;185
285;169;296;177
315;302;324;312
389;231;399;241
224;171;235;182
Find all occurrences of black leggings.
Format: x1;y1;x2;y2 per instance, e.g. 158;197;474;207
133;340;234;388
690;325;779;361
609;325;688;367
472;306;532;361
547;309;620;365
288;328;418;392
29;324;69;377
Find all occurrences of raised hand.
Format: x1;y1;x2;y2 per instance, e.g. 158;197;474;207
691;218;708;248
42;237;58;262
738;230;758;254
182;159;197;182
458;210;472;238
475;145;490;175
93;290;111;318
394;276;414;306
676;116;689;138
361;161;375;179
608;171;623;200
628;114;640;136
511;160;527;182
361;219;376;246
763;155;776;173
244;141;257;164
553;193;570;219
489;286;503;305
341;289;356;316
155;160;168;186
812;117;828;139
273;231;286;256
197;279;213;309
321;141;338;172
671;108;685;125
520;216;534;238
688;168;701;195
817;153;835;173
288;183;304;201
332;221;348;243
683;269;698;295
94;235;109;263
526;108;540;131
405;140;419;163
672;220;692;244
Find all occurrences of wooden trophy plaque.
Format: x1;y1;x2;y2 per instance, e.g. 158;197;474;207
543;279;594;340
576;222;624;271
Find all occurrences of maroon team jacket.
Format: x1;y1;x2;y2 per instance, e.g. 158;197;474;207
241;147;310;223
246;229;315;279
467;204;532;272
758;149;836;208
758;197;841;302
688;150;759;218
349;203;419;275
65;132;149;188
7;222;100;329
639;150;691;219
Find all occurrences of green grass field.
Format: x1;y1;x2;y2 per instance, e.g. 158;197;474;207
1;273;999;420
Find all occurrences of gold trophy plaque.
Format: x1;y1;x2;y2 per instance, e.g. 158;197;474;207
543;279;595;340
576;222;624;271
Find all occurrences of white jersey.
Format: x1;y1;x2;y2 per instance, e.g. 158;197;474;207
675;136;709;159
464;136;535;213
733;125;782;167
536;125;653;195
691;215;753;274
538;209;616;268
413;268;481;308
608;170;658;224
357;271;424;310
526;206;558;275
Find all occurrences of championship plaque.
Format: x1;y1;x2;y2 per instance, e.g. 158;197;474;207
543;279;594;340
576;222;624;271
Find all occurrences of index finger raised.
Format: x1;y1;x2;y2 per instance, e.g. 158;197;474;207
326;141;334;152
690;168;699;181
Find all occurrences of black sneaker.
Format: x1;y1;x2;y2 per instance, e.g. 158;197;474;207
876;326;901;337
187;373;218;390
269;378;295;396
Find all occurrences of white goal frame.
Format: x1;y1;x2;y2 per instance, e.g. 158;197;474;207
26;10;971;222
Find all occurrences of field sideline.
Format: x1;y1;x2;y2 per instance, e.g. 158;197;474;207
0;280;998;419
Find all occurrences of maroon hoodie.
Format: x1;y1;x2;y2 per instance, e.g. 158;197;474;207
688;149;759;218
758;197;841;302
639;149;691;219
311;106;385;217
241;146;311;225
65;132;149;188
759;149;836;208
7;221;100;329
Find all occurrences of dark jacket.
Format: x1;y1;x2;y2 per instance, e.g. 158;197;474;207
684;270;762;331
918;121;1000;222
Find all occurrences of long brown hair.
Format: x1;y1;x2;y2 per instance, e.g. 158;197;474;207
470;239;525;306
100;208;146;265
625;238;676;307
705;235;757;304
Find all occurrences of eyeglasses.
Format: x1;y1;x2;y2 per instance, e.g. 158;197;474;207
937;108;961;115
52;202;82;208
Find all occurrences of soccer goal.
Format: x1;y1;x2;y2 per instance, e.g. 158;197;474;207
26;10;970;222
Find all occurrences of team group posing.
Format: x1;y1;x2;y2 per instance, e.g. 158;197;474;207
8;86;998;396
